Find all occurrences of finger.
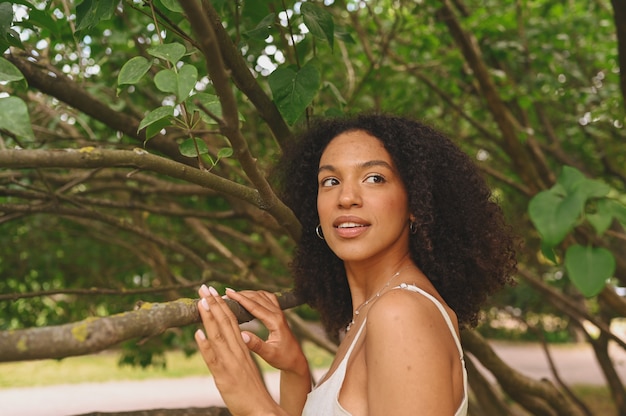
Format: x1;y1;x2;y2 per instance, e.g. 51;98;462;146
201;286;249;353
194;320;219;370
233;289;280;308
225;289;284;329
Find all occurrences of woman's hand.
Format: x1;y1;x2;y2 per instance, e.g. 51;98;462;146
224;289;309;375
222;289;312;416
195;284;286;416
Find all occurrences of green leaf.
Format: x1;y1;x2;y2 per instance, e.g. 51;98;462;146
558;166;610;200
0;96;34;140
138;106;175;138
587;198;614;236
540;242;558;264
154;69;178;95
177;64;198;102
117;56;152;86
147;43;186;66
0;3;13;37
75;0;116;32
244;13;275;40
24;8;61;37
190;93;246;124
154;65;197;102
159;0;184;13
528;189;582;247
179;137;209;157
565;245;615;297
334;26;355;44
191;93;223;122
269;61;321;125
607;199;626;226
0;57;24;83
217;147;233;158
144;117;172;140
301;3;334;50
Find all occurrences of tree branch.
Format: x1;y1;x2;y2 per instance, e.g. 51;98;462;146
435;0;545;192
0;292;301;362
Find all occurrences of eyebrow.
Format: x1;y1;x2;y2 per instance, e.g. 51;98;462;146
318;159;394;174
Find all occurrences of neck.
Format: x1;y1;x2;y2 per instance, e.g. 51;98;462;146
345;254;414;308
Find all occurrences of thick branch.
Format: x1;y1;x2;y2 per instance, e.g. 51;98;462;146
436;0;545;192
611;0;626;107
0;292;301;362
462;330;585;416
0;148;293;221
199;0;293;148
180;1;301;242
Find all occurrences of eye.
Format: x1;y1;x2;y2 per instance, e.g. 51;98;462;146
320;177;339;187
364;174;386;184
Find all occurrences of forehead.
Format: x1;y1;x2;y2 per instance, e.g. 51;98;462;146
319;130;391;165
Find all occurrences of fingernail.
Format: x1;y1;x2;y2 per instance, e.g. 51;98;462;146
200;298;209;311
208;286;219;297
241;332;251;343
195;329;206;341
199;284;210;297
225;287;235;294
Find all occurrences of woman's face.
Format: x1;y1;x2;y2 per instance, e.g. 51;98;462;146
317;130;411;264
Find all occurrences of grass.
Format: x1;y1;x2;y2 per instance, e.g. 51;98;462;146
0;342;334;389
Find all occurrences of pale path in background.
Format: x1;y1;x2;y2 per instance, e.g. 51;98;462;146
2;343;626;416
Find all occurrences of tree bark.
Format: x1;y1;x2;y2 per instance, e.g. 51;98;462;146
0;292;299;362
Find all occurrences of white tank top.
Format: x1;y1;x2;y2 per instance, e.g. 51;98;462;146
301;283;469;416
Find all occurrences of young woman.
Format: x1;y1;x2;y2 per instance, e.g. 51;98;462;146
194;114;518;415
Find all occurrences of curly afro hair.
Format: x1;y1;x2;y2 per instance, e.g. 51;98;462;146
274;113;517;336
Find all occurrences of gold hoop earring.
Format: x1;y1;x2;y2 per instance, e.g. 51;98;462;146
315;224;324;240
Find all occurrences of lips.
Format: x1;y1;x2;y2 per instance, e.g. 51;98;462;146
332;216;370;238
337;222;366;229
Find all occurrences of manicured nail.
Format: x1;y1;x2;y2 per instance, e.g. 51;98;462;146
195;329;206;341
241;332;251;343
225;287;235;294
199;284;210;297
200;298;210;311
208;286;219;297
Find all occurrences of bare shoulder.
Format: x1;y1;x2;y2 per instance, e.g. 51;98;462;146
366;287;459;346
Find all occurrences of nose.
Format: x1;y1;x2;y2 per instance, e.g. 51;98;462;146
338;181;362;208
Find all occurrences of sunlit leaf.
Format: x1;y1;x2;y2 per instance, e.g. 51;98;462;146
528;189;582;247
154;69;178;95
0;97;34;140
558;166;610;199
147;43;186;66
565;245;615;297
0;3;13;37
587;199;614;236
138;106;175;138
177;64;198;102
118;56;152;86
0;57;24;83
607;199;626;226
217;147;233;158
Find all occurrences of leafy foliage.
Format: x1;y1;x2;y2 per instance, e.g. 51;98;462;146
0;0;626;412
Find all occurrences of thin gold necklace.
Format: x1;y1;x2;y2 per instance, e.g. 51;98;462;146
346;264;413;332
